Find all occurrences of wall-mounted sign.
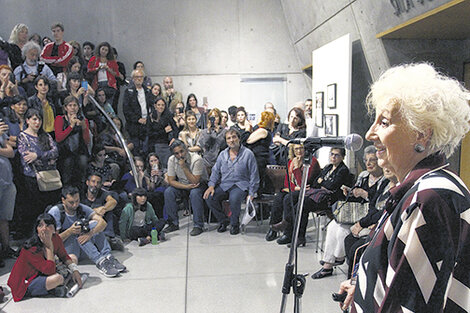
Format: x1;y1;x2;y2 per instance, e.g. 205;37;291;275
390;0;433;16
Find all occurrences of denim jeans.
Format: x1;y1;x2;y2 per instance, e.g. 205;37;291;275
63;223;111;264
164;185;205;229
205;185;247;226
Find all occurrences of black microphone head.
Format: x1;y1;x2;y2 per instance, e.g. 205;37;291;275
344;133;363;151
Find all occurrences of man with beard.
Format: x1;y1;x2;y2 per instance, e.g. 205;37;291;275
48;186;126;277
14;41;56;97
203;129;259;235
81;173;123;251
161;76;183;113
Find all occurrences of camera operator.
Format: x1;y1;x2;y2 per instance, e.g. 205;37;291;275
81;173;124;251
48;186;126;278
13;41;56;97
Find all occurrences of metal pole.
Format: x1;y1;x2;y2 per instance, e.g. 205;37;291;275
87;94;141;188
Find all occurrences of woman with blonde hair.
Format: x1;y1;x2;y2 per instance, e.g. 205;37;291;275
8;23;29;70
338;63;470;313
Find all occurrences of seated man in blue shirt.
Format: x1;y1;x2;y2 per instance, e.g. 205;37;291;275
203;129;259;235
48;186;126;278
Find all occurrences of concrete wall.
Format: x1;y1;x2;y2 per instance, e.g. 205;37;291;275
1;0;309;119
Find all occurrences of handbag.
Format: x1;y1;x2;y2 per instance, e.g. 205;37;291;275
33;165;63;192
332;201;369;225
241;198;256;228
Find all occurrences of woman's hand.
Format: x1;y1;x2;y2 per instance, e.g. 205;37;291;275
338;280;356;311
38;227;54;249
352;188;368;200
165;125;172;133
23;151;38;164
77;87;86;96
151;169;161;177
350;222;362;237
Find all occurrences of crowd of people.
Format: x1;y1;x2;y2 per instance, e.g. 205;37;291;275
1;22;469;313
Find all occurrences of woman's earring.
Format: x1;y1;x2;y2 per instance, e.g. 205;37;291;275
414;143;425;153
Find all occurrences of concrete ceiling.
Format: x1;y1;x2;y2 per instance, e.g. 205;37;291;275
377;0;470;40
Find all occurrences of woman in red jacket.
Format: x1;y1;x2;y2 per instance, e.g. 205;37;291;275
87;42;118;102
54;95;91;187
265;144;320;242
8;213;82;301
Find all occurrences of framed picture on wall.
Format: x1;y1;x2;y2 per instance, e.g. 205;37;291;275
327;83;337;108
315;91;324;127
324;114;338;136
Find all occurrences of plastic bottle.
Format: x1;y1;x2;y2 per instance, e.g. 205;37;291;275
151;227;158;245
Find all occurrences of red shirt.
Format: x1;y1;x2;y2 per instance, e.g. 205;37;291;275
87;56;119;90
40;41;74;70
54;115;91;144
284;157;320;190
8;234;71;302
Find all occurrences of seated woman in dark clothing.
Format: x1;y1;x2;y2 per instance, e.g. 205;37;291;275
147;96;176;169
311;146;384;279
172;101;186;137
271;107;306;166
246;111;275;193
265;143;320;242
185;93;206;129
87;143;119;187
275;147;351;246
344;167;397;278
144;153;167;218
54;95;91;188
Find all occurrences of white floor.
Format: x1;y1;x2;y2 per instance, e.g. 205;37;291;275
0;216;348;313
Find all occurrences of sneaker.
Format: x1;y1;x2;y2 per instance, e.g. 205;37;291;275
190;227;204;236
163;224;179;233
108;237;125;251
138;237;150;246
97;258;119;277
158;232;166;241
107;254;126;272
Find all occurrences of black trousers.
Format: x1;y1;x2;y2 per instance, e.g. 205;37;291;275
128;220;166;241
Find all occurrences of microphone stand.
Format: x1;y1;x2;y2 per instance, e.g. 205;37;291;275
280;144;320;313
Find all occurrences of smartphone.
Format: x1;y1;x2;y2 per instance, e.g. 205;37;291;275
81;81;88;91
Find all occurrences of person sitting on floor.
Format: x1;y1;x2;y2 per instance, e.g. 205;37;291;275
48;186;126;278
119;187;166;246
8;213;82;301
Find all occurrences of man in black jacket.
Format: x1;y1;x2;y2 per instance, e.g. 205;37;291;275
123;69;152;155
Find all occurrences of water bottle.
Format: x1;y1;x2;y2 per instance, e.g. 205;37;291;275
151;227;158;245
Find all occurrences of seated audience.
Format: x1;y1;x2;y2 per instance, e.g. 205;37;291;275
48;186;125;277
1;65;24;106
98;116;133;172
143;152;166;218
172;101;185;136
4;95;28;148
311;146;384;279
266;144;320;242
197;108;227;176
54;95;90;188
17;109;61;236
146;96;175;169
95;87;116;117
81;173;123;251
123;69;151;155
119;156;149;201
87;143;119;187
271;107;306;165
162;140;206;236
119;187;165;246
57;56;82;91
276;147;350;246
203;129;259;235
68;41;85;77
8;213;82;301
178;110;202;154
14;41;56;97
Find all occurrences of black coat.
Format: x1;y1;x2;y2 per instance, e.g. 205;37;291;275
122;86;152;139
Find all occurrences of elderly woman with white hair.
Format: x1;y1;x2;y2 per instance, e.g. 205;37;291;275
13;41;56;97
338;63;470;313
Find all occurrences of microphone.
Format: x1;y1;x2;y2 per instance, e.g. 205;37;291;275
288;134;363;151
